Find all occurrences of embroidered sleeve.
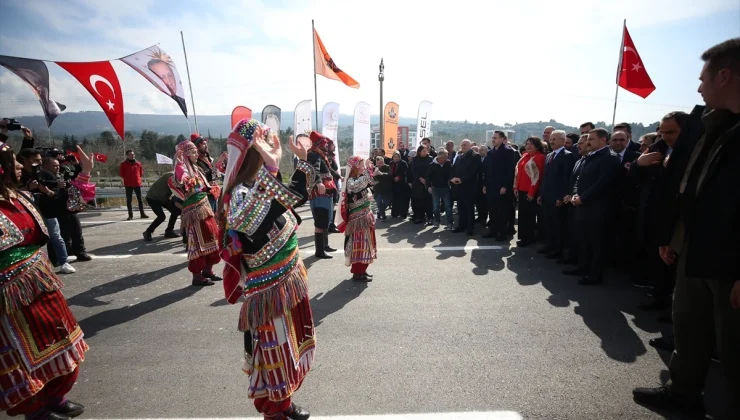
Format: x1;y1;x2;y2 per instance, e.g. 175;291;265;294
293;159;319;198
226;167;303;236
347;174;372;193
0;211;24;252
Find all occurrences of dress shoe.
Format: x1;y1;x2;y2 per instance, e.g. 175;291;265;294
202;271;223;281
192;274;215;286
283;402;311;420
562;267;586;276
164;230;180;238
75;253;92;262
352;274;371;282
578;276;603;285
127;215;133;221
648;336;675;353
52;400;85;418
328;225;340;233
46;412;71;420
632;386;704;417
364;273;374;278
140;214;149;219
143;231;153;241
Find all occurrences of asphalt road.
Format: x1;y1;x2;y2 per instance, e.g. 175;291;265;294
36;208;727;419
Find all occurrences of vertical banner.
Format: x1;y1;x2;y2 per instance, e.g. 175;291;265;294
383;102;399;158
415;100;433;149
261;105;281;133
353;101;371;160
321;102;340;167
294;100;313;150
231;106;252;128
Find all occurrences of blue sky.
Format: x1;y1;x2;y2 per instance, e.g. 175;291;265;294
1;0;738;127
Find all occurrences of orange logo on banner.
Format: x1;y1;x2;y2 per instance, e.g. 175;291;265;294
384;102;399;158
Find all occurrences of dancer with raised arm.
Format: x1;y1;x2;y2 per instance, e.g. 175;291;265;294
0;143;94;420
169;139;222;286
338;156;378;281
218;119;315;420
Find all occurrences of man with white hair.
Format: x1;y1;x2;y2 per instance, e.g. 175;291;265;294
450;139;480;235
537;130;574;258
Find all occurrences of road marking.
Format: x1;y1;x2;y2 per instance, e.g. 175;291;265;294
87;245;505;259
86;412;523;420
81;216;314;225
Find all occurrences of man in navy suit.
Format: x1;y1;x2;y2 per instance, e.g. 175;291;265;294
538;130;574;258
609;130;641;269
482;131;518;240
569;128;621;285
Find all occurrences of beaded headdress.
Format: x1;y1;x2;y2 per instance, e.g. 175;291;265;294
224;118;267;191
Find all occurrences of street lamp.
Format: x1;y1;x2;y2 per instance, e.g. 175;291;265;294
379;58;384;150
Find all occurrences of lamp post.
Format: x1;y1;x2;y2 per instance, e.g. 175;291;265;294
378;58;384;150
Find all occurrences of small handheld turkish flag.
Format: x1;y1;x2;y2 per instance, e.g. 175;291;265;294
57;61;125;138
617;25;656;99
94;153;108;163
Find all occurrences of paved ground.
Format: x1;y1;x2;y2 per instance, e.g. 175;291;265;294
35;208;726;419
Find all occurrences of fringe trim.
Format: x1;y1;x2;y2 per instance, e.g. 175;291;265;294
238;260;309;332
181;197;213;227
0;253;62;315
345;210;375;234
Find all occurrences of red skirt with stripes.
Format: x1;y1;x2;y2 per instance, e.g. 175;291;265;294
0;291;88;411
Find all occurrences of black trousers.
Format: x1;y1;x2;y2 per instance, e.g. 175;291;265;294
578;214;608;280
517;191;537;243
567;206;580;260
456;194;476;233
476;192;488;223
58;211;86;255
487;191;514;237
411;193;433;221
145;198;180;234
542;201;568;252
126;186;145;216
391;187;410;218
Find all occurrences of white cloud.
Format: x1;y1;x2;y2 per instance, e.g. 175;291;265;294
1;0;738;128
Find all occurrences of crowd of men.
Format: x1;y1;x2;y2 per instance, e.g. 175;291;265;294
367;38;740;419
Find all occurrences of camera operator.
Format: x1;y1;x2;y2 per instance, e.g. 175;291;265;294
38;157;77;274
0;118;35;150
40;157;92;263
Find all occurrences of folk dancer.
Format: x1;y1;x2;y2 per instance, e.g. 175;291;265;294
169;140;222;286
338;156;378;281
218;119;315;420
0;142;94;419
306;131;337;259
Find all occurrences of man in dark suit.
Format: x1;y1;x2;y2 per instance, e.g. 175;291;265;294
450;139;479;235
569;128;621;285
482;131;518;240
560;134;590;266
614;122;642;152
538;130;574;258
609;130;641;268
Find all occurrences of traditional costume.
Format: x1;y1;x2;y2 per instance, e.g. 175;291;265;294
338;156;378;281
306;131;337;258
169;140;222;286
219;119;316;420
0;141;93;419
191;134;217;212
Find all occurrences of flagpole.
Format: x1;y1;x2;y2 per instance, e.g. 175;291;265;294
312;20;319;131
611;19;626;129
180;31;199;133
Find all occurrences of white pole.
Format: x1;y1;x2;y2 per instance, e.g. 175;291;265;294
611;19;626;129
181;31;199;133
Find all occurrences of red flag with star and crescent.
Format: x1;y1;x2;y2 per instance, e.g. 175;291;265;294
617;25;655;99
57;61;125;137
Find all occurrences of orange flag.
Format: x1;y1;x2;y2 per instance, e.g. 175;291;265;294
314;28;360;89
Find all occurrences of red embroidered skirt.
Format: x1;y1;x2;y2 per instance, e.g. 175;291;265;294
0;291;88;411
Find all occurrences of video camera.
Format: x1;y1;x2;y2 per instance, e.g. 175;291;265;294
37;147;64;159
1;118;23;131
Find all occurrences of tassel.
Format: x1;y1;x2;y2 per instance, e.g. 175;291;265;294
0;252;63;314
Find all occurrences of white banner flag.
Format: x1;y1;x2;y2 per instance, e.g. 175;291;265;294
322;102;340;167
155;153;173;165
353;101;371;160
415;100;433;149
294;99;312;149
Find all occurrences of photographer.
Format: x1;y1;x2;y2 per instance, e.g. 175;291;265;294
38;157;77;274
40;157;92;263
0;118;35;150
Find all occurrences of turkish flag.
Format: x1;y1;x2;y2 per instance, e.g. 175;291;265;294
94;153;108;163
57;61;125;137
617;26;655;99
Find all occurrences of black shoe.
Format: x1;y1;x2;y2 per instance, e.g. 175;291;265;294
46;413;71;420
75;253;92;262
127;215;133;221
143;231;153;242
283;402;311;420
578;276;603;285
51;400;85;418
140;214;149;219
328;225;340;233
314;233;332;259
365;273;374;278
648;336;675;352
164;230;180;238
192;276;215;286
202;271;223;281
352;273;372;282
632;386;704;416
563;267;586;276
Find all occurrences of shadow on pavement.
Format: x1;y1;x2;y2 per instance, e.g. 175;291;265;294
90;237;185;256
310;278;368;327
